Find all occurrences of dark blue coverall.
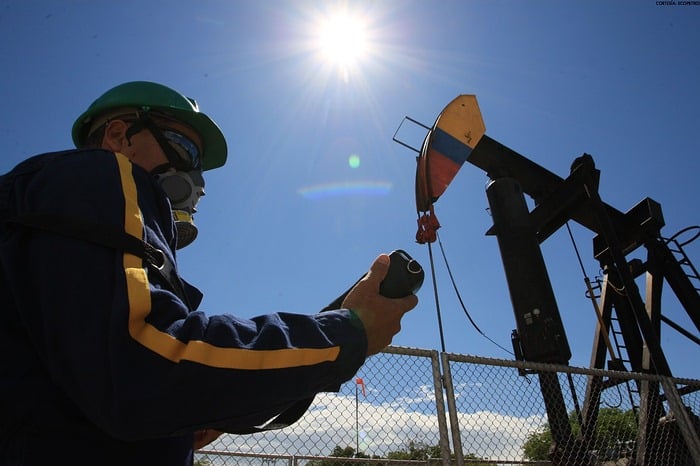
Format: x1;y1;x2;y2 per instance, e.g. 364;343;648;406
0;149;367;465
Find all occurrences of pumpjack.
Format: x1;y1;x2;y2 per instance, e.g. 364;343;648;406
404;95;700;465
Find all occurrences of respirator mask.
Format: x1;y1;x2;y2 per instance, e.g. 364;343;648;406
122;112;206;249
155;169;205;249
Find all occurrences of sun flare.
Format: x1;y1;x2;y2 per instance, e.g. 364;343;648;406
317;12;369;73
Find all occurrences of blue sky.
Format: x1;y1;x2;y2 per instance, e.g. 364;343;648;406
1;0;698;378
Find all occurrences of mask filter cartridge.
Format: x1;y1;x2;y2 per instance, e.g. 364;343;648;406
155;169;205;249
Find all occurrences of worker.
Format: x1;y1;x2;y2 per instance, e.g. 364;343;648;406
0;81;418;465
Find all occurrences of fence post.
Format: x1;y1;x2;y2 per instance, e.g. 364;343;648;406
441;352;464;466
430;350;452;466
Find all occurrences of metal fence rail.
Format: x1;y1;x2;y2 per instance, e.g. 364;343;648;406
197;346;700;466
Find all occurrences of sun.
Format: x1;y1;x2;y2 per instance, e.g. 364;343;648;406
316;11;369;78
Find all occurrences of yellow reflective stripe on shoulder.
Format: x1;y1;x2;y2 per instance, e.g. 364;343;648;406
114;154;341;370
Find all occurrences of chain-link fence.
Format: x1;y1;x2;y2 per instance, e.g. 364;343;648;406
444;354;700;465
196;347;700;466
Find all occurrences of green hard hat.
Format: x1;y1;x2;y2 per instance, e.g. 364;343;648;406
72;81;227;171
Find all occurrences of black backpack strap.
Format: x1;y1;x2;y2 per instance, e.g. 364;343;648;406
5;214;191;309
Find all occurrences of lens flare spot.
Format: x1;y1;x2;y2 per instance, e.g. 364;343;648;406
348;154;361;169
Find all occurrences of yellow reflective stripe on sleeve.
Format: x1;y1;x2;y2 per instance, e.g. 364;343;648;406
114;154;340;369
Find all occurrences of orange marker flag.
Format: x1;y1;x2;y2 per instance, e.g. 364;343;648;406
355;377;366;397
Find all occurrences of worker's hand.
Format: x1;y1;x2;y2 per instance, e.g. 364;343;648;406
193;429;222;450
342;254;418;356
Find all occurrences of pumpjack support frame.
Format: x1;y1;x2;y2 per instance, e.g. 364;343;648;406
467;135;700;465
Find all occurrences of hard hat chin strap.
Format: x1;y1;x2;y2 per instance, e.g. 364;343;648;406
125;114;193;172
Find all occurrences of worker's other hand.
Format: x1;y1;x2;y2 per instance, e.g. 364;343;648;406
342;254;418;356
193;429;222;450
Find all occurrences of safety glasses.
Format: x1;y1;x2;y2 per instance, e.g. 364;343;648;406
160;129;201;171
124;113;202;171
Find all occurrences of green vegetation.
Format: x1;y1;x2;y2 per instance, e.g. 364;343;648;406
522;407;638;461
306;440;489;465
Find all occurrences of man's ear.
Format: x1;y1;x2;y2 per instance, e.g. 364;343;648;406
102;120;129;152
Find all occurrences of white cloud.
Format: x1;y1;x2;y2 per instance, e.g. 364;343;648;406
209;392;546;461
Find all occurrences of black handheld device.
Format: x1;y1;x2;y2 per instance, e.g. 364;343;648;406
321;250;424;311
379;249;424;298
